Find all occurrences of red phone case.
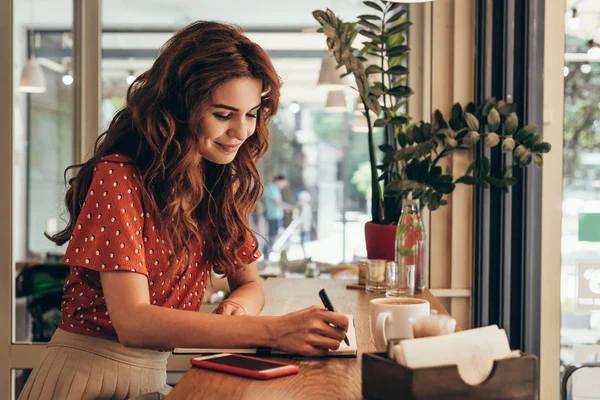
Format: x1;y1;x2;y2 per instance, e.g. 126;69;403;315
190;353;300;380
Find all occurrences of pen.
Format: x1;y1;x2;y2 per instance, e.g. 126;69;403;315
318;289;350;346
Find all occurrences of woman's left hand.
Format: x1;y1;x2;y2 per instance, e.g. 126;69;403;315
212;300;247;316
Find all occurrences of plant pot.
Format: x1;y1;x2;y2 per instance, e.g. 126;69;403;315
364;221;396;261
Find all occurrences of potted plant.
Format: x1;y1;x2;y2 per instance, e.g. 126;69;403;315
313;1;551;264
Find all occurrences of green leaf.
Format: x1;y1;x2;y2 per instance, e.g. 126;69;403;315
357;14;382;21
386;45;410;57
533;142;552;153
465;160;476;176
363;1;384;12
387;85;413;97
465;102;476;114
455;128;469;141
434;110;448;130
428;192;443;210
485;175;506;188
514;124;537;141
396;223;411;238
369;85;386;96
476;178;490;189
398;246;417;257
387;20;412;36
385;31;405;48
386;9;407;24
363;43;381;53
450;118;465;132
480;156;490;175
389;116;409;125
497;102;516;116
504;177;518;185
374;118;388;127
388;2;403;12
397;132;407;148
456;175;477;185
504;167;513;178
379;144;394;153
386;65;408;76
504;112;518;135
358;19;381;31
359;29;380;41
429;166;442;181
451;103;463;120
481;98;497;117
487;108;501;132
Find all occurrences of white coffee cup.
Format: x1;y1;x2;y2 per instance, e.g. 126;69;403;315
370;297;430;351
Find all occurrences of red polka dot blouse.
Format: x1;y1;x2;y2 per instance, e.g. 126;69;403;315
60;154;261;340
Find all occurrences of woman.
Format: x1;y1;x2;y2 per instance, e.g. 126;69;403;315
19;22;348;400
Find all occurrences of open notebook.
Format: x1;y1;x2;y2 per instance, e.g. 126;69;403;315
174;315;357;358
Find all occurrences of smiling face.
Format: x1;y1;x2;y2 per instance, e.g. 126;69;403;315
197;77;263;164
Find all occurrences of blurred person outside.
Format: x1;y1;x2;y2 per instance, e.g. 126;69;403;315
297;190;312;258
263;175;293;247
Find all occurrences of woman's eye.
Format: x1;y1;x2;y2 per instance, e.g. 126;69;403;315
214;113;232;121
246;114;258;119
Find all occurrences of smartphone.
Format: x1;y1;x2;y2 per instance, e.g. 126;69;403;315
190;353;300;380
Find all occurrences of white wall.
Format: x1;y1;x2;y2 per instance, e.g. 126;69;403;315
13;22;28;263
541;0;566;398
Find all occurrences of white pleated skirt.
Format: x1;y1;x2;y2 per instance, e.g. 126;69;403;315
18;328;172;400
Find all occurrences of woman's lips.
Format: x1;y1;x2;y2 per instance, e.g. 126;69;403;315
215;142;242;153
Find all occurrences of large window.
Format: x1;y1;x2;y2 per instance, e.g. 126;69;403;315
12;0;383;345
98;0;380;272
13;0;74;345
560;0;600;395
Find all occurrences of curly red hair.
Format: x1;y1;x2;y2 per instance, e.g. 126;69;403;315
50;21;281;277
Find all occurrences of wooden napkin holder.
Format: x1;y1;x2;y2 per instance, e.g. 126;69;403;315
362;352;538;400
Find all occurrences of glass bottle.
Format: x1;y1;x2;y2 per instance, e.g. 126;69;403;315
394;199;427;293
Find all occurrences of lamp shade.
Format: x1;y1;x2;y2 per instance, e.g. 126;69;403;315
317;53;346;88
324;90;347;112
19;56;47;93
352;111;369;132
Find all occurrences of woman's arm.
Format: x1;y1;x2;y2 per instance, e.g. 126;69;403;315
213;262;264;316
101;271;349;356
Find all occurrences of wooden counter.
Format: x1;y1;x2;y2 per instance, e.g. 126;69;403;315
166;278;454;400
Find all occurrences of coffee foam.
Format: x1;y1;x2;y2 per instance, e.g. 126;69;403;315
373;298;428;305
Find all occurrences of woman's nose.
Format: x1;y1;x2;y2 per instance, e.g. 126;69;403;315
229;117;252;140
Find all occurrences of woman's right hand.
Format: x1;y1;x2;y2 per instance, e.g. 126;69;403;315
271;306;349;357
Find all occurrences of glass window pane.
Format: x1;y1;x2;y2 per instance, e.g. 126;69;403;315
100;1;384;280
561;1;600;391
13;369;33;399
13;0;73;344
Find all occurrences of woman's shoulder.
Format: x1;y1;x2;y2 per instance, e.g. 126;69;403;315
89;153;141;197
99;153;135;165
94;153;137;175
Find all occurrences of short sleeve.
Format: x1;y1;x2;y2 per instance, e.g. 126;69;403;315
235;231;262;265
62;159;148;276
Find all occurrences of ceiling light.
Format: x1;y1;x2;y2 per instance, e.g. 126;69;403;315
289;102;300;114
126;70;136;85
317;53;346;88
587;43;600;60
581;63;592;74
324;90;347;113
568;8;581;30
62;73;73;85
19;55;47;93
